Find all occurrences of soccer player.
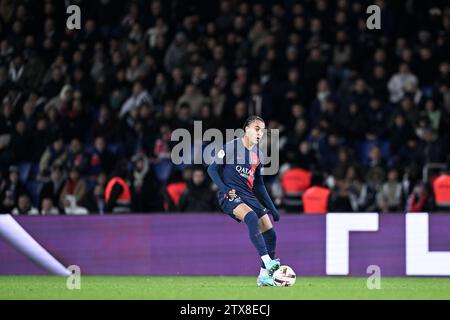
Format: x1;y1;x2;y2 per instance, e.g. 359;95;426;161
207;115;281;286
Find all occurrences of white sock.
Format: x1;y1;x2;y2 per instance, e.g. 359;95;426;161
259;268;269;276
261;254;271;265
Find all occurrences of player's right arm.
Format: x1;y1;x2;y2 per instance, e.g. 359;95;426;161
207;162;233;196
207;148;235;199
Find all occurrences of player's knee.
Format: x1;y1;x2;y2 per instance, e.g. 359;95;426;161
243;210;258;224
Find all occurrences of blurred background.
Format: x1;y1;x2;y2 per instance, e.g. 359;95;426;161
0;0;449;215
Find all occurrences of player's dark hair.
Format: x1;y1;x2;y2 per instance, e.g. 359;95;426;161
243;115;265;132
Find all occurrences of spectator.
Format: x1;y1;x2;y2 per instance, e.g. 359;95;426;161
389;112;415;156
387;63;419;103
423;99;442;132
406;182;429;212
91;105;119;143
89;136;116;175
153;124;173;160
395;138;424;168
164;32;188;73
304;49;327;101
59;167;87;208
349;78;372;110
43;84;72;114
399;96;420;126
333;148;356;180
151;72;169;105
82;184;106;214
349;178;378;212
310;79;332;127
377;168;403;212
40;197;59;215
12;194;38;215
366;145;387;171
294;139;321;171
0;165;29;212
370;65;389;101
119;81;153;118
131;154;162;212
328;30;352;88
175;102;194;131
62;195;89;215
284;117;308;160
176;84;205;118
39;165;66;208
33;117;53;161
366;166;385;194
338;102;367;141
10;120;33;162
66;138;89;174
39;136;66;175
247;81;272;119
178;166;217;212
421;128;446;163
318;133;342;173
365;98;389;140
228;101;247;130
329;179;353;212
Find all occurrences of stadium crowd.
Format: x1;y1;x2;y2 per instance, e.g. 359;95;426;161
0;0;449;215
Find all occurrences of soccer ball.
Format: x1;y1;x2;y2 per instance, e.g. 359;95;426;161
273;265;296;286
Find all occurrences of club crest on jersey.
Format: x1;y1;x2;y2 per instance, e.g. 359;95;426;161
217;149;225;159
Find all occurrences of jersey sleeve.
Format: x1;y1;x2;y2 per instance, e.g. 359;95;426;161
254;157;278;214
207;144;229;194
212;145;227;164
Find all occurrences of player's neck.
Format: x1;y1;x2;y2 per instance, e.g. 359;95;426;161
241;136;255;150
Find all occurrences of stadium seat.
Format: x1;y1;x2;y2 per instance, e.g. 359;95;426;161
164;182;187;211
433;175;450;210
302;186;331;214
281;168;312;212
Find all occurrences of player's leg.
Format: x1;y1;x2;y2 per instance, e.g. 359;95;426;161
258;214;277;273
233;203;269;261
233;204;279;276
234;204;277;286
218;196;278;286
256;214;279;286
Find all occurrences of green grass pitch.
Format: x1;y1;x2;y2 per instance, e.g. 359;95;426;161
1;276;450;300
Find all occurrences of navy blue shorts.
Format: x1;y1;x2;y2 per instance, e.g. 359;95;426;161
217;191;269;222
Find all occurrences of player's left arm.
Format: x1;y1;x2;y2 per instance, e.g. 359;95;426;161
253;164;280;221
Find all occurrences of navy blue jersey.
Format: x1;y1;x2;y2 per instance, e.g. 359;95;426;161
213;138;264;200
